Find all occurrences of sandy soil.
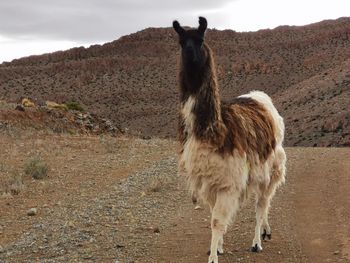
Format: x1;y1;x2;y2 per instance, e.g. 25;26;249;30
0;132;349;263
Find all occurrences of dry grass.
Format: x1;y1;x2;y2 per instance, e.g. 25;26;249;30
7;172;25;195
24;156;49;180
0;164;24;196
99;135;119;153
149;179;163;192
148;174;168;193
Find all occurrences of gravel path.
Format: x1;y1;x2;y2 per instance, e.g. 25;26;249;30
1;156;187;263
1;139;349;263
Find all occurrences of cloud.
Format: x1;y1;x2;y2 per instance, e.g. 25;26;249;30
0;0;233;42
0;37;79;63
0;0;349;62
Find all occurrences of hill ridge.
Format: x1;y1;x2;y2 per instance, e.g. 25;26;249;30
1;17;349;146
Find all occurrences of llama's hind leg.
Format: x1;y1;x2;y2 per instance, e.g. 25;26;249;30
252;147;286;251
261;217;272;241
218;235;224;254
260;187;274;242
251;194;268;252
261;146;286;241
208;192;238;263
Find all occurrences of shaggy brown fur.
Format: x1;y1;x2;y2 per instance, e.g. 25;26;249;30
178;44;276;162
220;98;276;162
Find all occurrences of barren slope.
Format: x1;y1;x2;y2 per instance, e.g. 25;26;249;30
275;59;350;146
0;18;349;146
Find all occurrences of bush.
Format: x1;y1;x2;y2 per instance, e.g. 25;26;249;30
8;172;24;195
24;157;48;180
65;102;84;112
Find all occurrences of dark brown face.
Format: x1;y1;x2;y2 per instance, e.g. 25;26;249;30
173;17;207;68
179;30;204;66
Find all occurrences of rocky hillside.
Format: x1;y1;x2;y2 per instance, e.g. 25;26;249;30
0;100;120;136
0;17;349;146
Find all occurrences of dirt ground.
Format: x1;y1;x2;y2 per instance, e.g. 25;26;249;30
0;132;349;263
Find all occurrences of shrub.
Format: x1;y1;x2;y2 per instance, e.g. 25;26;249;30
8;172;24;195
65;102;84;112
148;175;168;193
24;157;48;180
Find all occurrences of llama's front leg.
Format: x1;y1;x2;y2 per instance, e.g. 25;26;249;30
208;225;222;263
208;192;238;263
207;233;224;258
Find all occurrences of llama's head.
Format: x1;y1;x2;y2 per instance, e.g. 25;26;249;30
173;17;208;68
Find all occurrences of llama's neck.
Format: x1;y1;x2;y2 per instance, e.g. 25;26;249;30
180;46;225;144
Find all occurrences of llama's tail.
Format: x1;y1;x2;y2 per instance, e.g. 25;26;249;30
272;145;287;185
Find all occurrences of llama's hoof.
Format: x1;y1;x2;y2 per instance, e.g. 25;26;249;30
262;229;272;241
207;250;224;256
250;244;263;253
208;254;218;263
218;247;224;255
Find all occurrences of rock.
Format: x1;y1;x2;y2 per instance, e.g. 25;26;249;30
85;122;94;130
27;208;37;216
0;121;8;130
75;119;84;126
0;245;4;253
194;205;202;210
76;113;84;120
153;227;160;233
15;104;25;111
333;250;340;255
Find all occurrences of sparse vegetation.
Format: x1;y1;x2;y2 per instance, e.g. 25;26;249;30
0;163;24;195
65;101;84;112
99;135;118;153
149;179;162;192
148;174;167;193
7;172;25;195
24;156;49;180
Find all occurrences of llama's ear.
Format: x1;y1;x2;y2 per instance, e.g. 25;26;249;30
198;17;207;36
173;20;185;36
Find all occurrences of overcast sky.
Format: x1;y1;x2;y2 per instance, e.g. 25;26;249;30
0;0;349;63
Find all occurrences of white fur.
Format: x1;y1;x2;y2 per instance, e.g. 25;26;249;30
179;91;286;263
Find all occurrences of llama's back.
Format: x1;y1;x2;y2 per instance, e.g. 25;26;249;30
238;91;285;146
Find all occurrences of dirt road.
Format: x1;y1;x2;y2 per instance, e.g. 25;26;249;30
0;134;349;262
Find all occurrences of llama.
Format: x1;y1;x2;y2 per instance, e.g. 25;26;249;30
173;17;286;263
